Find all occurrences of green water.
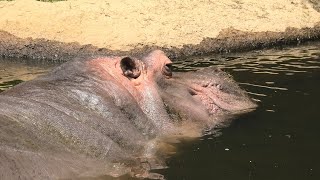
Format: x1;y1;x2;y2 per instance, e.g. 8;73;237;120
0;42;320;180
157;42;320;180
0;59;56;92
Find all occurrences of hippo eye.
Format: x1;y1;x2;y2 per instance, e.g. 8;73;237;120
163;63;173;77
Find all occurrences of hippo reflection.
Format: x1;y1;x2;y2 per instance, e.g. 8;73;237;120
0;50;256;179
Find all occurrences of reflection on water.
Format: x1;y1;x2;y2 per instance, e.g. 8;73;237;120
0;42;320;180
173;43;320;102
0;59;57;92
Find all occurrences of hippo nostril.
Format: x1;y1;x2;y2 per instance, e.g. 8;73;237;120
209;82;215;87
188;89;197;96
201;82;209;87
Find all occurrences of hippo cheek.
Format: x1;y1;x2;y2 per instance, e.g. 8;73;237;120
161;91;211;123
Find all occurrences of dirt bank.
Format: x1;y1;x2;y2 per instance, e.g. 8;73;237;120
0;0;320;61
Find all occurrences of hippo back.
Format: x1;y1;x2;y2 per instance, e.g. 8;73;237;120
0;58;158;179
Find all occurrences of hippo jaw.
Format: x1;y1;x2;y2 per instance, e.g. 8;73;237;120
188;81;257;115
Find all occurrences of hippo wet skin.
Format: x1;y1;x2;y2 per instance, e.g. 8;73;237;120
0;50;256;179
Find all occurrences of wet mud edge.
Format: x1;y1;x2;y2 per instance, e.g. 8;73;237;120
0;23;320;62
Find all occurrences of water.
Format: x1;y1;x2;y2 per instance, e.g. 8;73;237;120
0;59;56;92
157;42;320;180
0;42;320;180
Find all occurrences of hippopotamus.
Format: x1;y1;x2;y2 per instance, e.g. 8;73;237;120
0;50;256;179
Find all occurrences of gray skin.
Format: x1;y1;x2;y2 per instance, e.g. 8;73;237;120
0;50;256;179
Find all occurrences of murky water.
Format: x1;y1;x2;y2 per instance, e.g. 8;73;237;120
1;42;320;180
157;42;320;180
0;59;57;92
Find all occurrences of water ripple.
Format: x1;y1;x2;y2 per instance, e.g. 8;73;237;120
239;83;288;91
174;43;320;76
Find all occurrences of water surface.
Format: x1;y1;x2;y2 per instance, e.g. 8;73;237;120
0;59;57;92
157;42;320;180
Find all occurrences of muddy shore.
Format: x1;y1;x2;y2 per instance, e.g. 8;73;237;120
1;25;320;61
0;0;320;61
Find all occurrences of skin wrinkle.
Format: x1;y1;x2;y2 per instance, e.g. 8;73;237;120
70;85;149;151
139;84;173;133
138;51;176;132
189;84;222;115
1;88;131;160
190;80;253;114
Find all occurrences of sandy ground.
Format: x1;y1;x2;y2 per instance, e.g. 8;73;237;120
0;0;319;51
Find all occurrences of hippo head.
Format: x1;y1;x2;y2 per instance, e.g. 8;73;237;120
0;50;257;179
93;50;257;136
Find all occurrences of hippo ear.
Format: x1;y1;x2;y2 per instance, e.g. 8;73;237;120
120;57;141;79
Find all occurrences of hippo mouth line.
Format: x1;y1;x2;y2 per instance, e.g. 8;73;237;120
188;83;255;115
